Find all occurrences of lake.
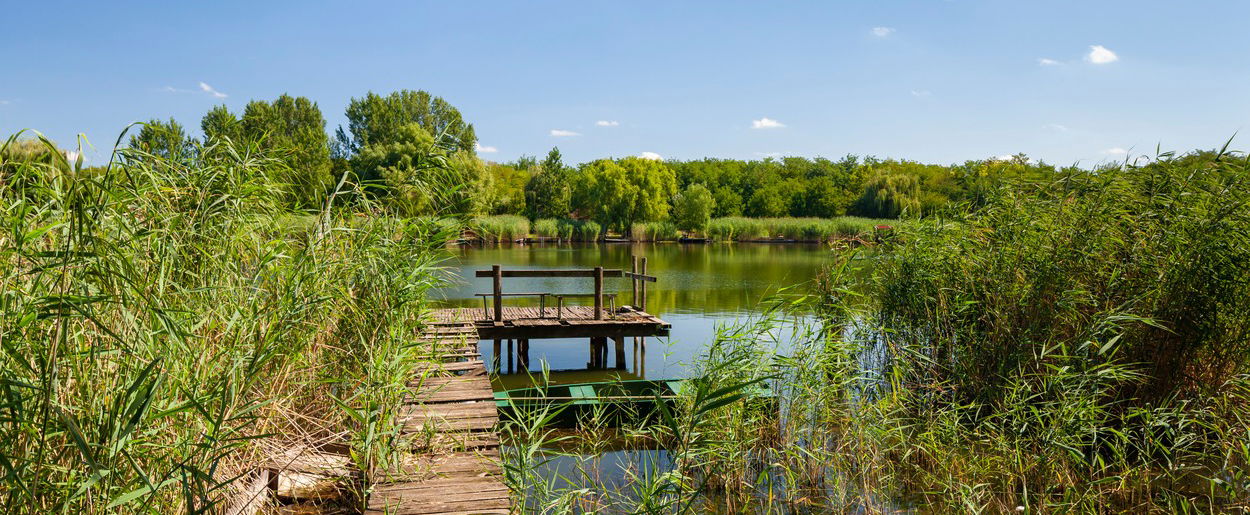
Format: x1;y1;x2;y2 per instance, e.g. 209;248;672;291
434;242;833;388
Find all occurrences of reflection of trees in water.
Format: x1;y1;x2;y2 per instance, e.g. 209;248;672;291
442;243;853;315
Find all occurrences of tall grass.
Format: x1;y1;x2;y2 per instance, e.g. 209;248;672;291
0;131;452;512
531;218;602;242
470;214;529;242
629;221;679;241
706;216;889;242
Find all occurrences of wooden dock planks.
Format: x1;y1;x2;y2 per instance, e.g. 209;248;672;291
366;322;509;515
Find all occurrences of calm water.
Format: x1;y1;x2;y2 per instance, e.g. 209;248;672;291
434;242;832;387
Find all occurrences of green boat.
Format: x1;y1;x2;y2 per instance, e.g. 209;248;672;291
494;379;683;427
494;379;777;427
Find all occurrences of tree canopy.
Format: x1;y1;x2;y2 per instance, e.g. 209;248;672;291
338;90;476;154
575;157;677;231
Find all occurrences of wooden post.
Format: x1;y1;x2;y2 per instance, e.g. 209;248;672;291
507;339;514;374
519;339;529;371
593;266;604;320
614;336;626;370
588;339;596;368
492;264;503;322
639;257;648;312
492;339;501;373
640;337;646;377
631;255;639;308
633;337;639;375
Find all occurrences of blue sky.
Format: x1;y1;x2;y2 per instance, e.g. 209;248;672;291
2;1;1248;167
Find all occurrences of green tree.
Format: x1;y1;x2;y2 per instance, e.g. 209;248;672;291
128;118;193;161
856;172;921;218
239;95;333;207
524;147;571;219
350;123;484;215
200;105;241;144
339;90;476;154
671;183;716;234
578;157;677;232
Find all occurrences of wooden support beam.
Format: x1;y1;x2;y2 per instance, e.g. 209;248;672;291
614;336;625;370
474;269;624;278
491;265;502;323
631;255;639;307
593;266;604;320
639;257;648;312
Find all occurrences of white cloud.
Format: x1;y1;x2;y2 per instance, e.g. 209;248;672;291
1038;58;1061;66
1043;123;1069;131
198;81;228;98
0;100;10;105
753;152;785;158
1086;45;1118;64
475;143;498;153
751;117;786;129
910;89;931;97
595;120;619;127
1103;147;1128;155
638;151;663;160
871;27;895;37
550;129;580;137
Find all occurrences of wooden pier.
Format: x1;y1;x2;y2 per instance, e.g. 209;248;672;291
366;320;508;515
367;261;668;513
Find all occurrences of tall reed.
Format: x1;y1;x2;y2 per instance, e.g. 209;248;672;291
0;131;452;513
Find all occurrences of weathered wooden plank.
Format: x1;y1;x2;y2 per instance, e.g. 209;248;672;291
473;268;623;278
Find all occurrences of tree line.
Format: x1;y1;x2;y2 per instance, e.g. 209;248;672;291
114;89;1077;233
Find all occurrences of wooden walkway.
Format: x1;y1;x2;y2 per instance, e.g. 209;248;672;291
365;320;509;515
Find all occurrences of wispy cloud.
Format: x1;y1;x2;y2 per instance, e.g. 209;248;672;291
1103;147;1128;155
198;82;228;98
1086;45;1118;64
0;99;10;106
595;120;619;127
475;143;498;153
910;89;931;97
753;152;785;158
1043;123;1070;131
871;27;895;37
161;86;193;93
1038;58;1061;66
638;151;663;160
550;129;580;137
751;117;785;129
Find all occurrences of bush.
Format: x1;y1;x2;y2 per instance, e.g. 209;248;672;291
471;215;529;242
532;218;560;238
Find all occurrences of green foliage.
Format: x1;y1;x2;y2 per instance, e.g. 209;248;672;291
671;183;716;234
705;216;886;241
127;117;193;161
630;221;679;241
470;215;530;242
856;172;921;218
338;89;476;154
576;157;677;232
0;132;451;512
843;148;1250;400
532;218;560;238
523;148;571;220
483;162;530;215
350;123;485;216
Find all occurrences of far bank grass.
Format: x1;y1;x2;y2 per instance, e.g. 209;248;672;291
468;215;898;243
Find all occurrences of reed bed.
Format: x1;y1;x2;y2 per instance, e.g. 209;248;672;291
629;221;680;241
531;218;602;242
470;214;530;242
706;216;890;242
0;132;453;513
500;147;1250;513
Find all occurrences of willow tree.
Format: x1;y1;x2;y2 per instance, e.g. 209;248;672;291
576;157;677;232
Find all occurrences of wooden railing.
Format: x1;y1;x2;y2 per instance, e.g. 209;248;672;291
473;257;656;322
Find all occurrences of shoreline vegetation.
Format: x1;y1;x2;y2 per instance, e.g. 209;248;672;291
466;215;897;244
2;84;1248;513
